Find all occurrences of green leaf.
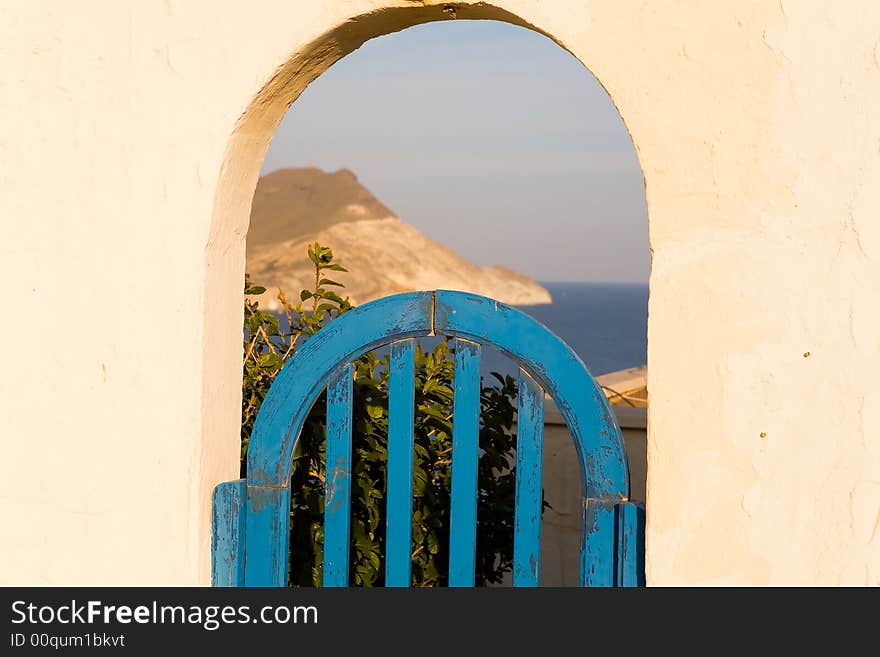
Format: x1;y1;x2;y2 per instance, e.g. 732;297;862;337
257;353;282;369
322;290;345;304
319;278;344;288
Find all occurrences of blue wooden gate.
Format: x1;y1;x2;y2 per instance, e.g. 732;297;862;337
212;290;645;587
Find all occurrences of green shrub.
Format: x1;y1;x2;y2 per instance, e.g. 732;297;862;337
242;243;524;586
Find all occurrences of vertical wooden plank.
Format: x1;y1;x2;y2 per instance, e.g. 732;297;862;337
448;339;481;587
323;364;354;587
244;485;292;586
513;369;544;587
581;499;616;587
616;502;646;587
385;339;416;587
211;479;246;586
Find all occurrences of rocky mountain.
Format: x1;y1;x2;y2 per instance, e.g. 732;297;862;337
246;167;552;310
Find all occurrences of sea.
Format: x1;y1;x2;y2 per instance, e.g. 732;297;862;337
516;282;648;376
480;281;648;380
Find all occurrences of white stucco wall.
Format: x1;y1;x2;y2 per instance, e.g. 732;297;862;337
1;1;878;585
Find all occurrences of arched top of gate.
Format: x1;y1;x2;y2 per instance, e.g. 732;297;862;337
247;290;629;500
433;291;628;499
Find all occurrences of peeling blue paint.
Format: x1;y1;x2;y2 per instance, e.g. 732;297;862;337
385;340;416;587
324;364;354;586
513;370;544;587
448;339;481;587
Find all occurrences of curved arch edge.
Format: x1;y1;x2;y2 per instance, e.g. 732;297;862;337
246;291;432;486
433;290;630;500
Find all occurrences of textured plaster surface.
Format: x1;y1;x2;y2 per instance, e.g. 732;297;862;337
0;0;878;584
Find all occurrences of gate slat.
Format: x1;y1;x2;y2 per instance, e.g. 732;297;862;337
513;369;544;587
385;339;416;587
323;363;354;587
448;339;481;587
245;486;291;586
211;479;246;586
581;499;616;586
616;502;646;587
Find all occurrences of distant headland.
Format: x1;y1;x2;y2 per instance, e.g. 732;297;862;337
246;167;552;308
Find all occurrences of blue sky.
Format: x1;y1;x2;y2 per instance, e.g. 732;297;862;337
262;20;648;283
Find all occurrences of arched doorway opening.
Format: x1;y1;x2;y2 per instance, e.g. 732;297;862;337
203;2;650;586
